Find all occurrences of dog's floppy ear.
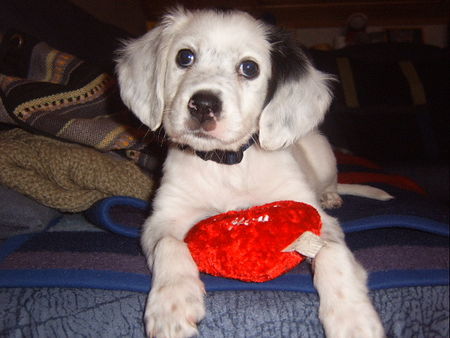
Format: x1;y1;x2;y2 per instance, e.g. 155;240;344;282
259;28;333;150
115;9;185;130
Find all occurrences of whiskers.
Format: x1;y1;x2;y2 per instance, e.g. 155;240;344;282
250;133;259;146
154;126;168;147
134;122;167;149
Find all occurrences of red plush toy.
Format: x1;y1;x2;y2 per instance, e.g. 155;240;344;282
185;201;324;282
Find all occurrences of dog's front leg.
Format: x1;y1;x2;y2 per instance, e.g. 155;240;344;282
314;214;385;338
141;215;206;338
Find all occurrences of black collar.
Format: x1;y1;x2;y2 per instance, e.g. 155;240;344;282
177;134;258;165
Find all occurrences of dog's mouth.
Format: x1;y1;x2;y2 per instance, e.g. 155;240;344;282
167;125;221;149
170;125;254;153
186;118;217;134
192;130;215;139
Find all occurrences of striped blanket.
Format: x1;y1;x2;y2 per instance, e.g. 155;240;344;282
0;30;160;170
0;153;448;293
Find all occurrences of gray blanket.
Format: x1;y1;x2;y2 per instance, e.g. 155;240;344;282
1;286;448;337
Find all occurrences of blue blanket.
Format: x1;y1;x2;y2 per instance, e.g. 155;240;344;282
0;197;448;293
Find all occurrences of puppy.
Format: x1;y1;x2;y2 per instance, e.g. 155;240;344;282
117;7;387;338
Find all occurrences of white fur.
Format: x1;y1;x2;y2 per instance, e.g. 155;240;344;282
117;8;385;338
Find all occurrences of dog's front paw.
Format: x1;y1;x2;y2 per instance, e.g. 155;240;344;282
145;276;206;338
320;300;385;338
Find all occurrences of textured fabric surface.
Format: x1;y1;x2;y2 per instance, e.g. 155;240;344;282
0;185;60;238
0;30;153;157
0;286;448;338
0;1;166;175
0;129;153;212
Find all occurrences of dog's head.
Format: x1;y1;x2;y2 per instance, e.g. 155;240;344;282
116;7;332;152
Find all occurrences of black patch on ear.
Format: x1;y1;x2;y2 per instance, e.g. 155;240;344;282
264;26;309;106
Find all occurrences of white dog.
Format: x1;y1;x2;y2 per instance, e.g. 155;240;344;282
116;7;389;338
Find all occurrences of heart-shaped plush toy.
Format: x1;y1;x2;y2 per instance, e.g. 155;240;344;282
185;201;322;282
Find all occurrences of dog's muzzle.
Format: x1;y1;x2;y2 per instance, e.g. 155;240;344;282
187;91;222;131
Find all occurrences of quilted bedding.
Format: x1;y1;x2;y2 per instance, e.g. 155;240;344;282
1;286;448;337
0;212;448;338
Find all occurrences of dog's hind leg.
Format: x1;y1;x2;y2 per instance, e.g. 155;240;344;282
320;180;344;209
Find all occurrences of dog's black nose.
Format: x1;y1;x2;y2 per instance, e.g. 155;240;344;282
188;91;222;123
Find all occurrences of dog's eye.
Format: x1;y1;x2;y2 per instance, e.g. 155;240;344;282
176;49;195;68
239;60;259;79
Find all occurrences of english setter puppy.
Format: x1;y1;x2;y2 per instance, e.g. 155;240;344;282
116;7;389;338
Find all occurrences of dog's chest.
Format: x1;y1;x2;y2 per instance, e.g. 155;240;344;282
164;147;308;212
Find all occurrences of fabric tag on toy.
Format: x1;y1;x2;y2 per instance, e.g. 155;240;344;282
282;231;327;258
